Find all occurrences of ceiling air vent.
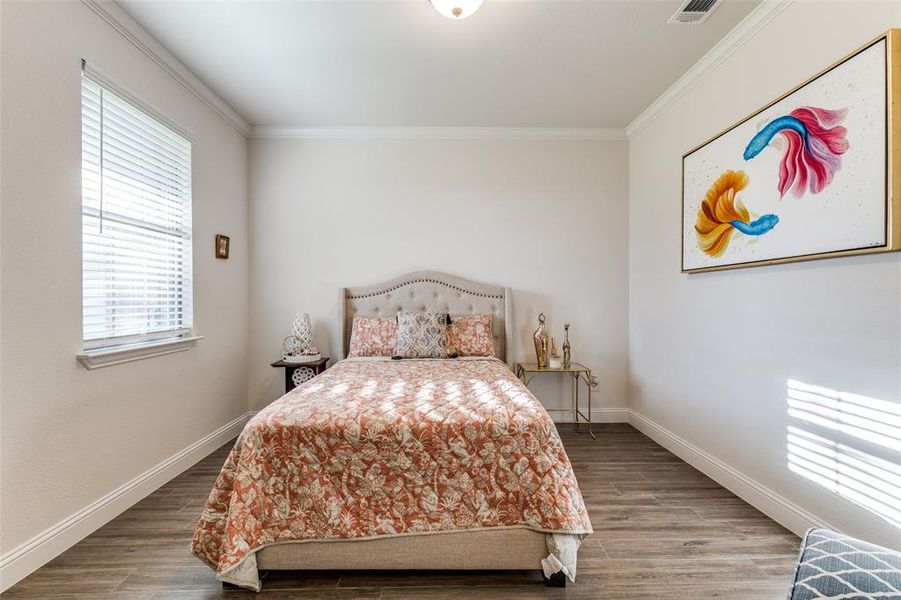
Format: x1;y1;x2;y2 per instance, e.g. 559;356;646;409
667;0;720;25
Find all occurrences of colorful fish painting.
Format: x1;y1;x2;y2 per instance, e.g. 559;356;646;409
695;170;779;257
681;33;892;273
743;106;849;198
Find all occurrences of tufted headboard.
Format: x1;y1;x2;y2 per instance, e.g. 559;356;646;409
340;271;513;364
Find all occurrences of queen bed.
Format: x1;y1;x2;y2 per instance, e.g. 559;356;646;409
192;272;592;591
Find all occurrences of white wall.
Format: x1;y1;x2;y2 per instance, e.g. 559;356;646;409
247;138;629;416
629;1;901;549
0;0;248;568
7;0;900;588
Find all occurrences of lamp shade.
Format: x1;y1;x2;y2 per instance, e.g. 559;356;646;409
430;0;483;19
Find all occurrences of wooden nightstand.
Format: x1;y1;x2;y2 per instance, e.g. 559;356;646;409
271;357;329;392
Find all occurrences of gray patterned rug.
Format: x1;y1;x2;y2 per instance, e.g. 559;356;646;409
789;529;901;599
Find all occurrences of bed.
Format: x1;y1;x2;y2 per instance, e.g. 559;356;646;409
192;271;592;591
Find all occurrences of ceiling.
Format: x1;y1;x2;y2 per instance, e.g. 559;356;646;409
118;0;758;129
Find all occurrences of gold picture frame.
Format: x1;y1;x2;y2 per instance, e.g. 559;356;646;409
215;234;230;259
681;29;901;274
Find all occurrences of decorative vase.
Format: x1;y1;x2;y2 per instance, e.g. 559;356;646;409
283;313;320;362
562;323;571;368
533;313;549;369
291;313;318;356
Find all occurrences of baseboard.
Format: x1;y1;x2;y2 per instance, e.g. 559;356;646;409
0;411;253;592
2;407;827;590
627;409;835;537
550;407;631;423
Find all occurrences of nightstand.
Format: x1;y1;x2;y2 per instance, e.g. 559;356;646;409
516;362;595;439
271;357;329;393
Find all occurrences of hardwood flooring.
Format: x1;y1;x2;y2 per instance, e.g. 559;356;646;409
4;424;800;599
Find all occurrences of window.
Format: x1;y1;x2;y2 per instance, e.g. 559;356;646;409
81;67;193;351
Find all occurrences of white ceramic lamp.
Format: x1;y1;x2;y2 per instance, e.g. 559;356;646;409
284;313;320;363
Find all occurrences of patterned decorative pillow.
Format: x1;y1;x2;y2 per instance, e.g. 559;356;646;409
347;315;398;357
788;528;901;600
447;314;494;357
395;312;449;358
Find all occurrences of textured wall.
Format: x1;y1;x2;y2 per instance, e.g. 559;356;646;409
0;0;249;556
629;1;901;549
247;138;629;417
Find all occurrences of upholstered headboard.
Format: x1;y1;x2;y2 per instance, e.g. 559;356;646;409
340;271;513;364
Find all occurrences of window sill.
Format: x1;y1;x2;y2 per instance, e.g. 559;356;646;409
77;335;204;370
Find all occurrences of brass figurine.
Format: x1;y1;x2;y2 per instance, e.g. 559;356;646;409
548;337;562;368
533;312;549;368
562;323;571;368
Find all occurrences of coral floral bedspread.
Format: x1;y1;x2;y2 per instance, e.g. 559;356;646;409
192;358;592;588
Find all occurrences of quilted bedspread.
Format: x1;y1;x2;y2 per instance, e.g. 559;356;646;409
192;357;592;589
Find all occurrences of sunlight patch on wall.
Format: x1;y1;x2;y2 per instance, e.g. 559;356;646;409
786;379;901;531
787;426;901;529
787;379;901;452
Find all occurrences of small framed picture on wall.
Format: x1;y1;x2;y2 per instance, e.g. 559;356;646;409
215;234;230;259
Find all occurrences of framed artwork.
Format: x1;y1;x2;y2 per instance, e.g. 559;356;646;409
215;234;230;259
682;30;901;273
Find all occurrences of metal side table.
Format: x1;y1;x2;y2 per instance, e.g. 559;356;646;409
516;362;596;439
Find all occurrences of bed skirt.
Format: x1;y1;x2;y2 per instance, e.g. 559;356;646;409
257;528;547;570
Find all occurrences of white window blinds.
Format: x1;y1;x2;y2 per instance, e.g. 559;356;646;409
81;69;193;349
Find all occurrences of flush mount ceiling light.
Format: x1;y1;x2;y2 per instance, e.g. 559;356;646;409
430;0;483;19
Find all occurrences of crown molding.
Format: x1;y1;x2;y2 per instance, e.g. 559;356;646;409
626;0;795;139
81;0;250;136
80;0;796;142
249;126;627;141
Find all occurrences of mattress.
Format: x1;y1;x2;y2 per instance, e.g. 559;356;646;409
192;357;592;590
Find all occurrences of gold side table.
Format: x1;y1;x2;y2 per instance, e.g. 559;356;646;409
516;362;596;439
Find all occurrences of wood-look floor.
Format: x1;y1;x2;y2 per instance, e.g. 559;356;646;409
4;424;801;599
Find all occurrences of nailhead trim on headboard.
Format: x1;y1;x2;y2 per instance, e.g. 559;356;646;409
342;272;510;364
346;278;505;300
